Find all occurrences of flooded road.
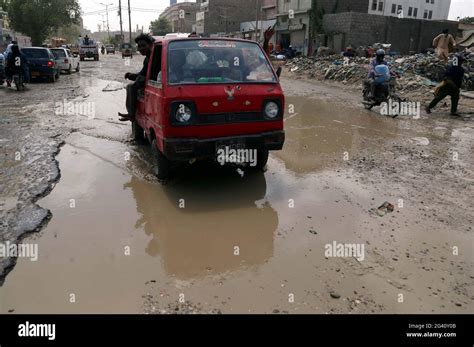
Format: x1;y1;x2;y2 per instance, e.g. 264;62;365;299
0;54;472;314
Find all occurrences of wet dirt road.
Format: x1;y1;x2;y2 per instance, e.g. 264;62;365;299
0;54;472;314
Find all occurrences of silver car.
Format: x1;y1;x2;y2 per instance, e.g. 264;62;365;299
50;48;80;74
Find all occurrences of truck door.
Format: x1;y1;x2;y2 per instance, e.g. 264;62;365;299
145;44;163;126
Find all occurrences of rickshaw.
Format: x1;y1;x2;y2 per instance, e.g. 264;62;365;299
121;43;133;59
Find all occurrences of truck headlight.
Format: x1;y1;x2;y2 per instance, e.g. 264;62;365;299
171;102;196;125
176;104;193;123
264;101;280;119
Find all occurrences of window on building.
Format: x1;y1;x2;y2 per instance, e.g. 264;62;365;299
378;1;384;11
425;0;429;3
372;0;377;11
391;4;397;14
397;5;402;12
413;8;418;17
408;7;413;16
428;10;433;19
431;0;434;4
424;9;428;18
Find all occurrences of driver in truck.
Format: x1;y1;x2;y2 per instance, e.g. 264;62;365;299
118;33;155;122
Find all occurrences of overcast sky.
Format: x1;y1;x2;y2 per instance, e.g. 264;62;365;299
79;0;474;33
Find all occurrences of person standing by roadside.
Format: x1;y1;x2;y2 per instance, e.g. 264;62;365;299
426;54;466;116
433;29;456;62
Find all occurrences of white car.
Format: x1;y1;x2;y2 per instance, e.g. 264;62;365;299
50;48;80;74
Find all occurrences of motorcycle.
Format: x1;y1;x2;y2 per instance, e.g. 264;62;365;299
362;73;403;116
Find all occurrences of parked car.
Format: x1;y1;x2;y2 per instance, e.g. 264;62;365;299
106;45;115;54
131;37;285;179
121;43;133;58
50;47;80;74
22;47;59;82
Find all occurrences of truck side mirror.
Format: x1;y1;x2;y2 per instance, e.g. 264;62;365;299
276;67;282;78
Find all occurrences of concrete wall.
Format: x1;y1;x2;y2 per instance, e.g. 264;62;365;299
323;12;459;54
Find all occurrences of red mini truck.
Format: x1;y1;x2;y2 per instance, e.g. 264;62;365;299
132;37;285;179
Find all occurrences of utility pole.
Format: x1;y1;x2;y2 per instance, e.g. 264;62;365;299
255;0;260;42
118;0;124;44
100;2;112;41
128;0;132;44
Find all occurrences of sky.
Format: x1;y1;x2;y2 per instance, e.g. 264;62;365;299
79;0;474;33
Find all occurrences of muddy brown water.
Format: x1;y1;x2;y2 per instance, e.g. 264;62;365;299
0;74;471;313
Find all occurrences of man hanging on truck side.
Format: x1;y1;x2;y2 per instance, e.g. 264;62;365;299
118;33;155;122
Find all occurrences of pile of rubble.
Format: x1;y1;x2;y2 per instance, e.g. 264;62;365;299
285;51;474;92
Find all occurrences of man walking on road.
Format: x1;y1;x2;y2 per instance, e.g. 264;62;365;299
433;29;456;62
426;54;466;116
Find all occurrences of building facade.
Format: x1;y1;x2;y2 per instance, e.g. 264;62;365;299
261;0;277;20
367;0;451;20
275;0;313;55
0;8;31;51
160;2;199;33
195;0;257;37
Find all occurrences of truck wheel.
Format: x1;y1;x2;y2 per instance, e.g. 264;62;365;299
151;139;170;180
131;120;146;143
255;148;269;171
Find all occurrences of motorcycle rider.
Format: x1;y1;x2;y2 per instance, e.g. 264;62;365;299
366;49;390;100
5;44;30;87
101;45;105;54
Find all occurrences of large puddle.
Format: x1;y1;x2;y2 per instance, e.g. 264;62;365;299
1;85;470;313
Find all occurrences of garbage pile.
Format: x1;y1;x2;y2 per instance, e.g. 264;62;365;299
286;51;474;91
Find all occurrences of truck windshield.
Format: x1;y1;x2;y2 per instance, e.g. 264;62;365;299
167;40;276;85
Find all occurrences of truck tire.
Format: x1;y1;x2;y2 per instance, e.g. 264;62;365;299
151;139;170;180
255;148;269;171
131;120;146;143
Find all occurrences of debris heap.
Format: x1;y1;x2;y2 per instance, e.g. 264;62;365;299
285;52;474;91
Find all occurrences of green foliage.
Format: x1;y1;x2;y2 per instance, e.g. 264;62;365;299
459;17;474;24
8;0;81;45
149;17;171;36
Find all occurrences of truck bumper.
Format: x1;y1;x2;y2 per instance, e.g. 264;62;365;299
162;130;285;161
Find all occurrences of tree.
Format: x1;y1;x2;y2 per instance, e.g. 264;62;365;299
459;17;474;24
150;18;171;36
0;0;10;11
54;24;82;44
8;0;81;45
